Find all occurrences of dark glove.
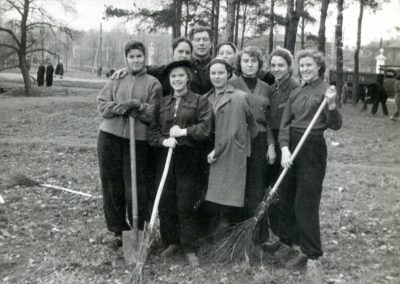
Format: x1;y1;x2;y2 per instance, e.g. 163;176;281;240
120;99;142;111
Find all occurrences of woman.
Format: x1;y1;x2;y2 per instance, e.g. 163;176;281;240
278;49;342;269
96;40;162;245
148;60;212;267
217;42;237;70
229;46;274;245
204;58;258;230
263;47;300;251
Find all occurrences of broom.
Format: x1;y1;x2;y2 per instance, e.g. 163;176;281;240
204;97;329;263
9;172;98;198
126;147;173;284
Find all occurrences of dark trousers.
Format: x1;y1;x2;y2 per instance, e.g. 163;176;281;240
245;132;269;244
158;146;201;251
278;130;327;258
371;93;388;115
97;131;153;233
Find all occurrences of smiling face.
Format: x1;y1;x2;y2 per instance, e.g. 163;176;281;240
218;45;236;66
169;67;189;93
126;49;145;73
209;63;229;90
173;42;192;62
299;56;320;82
240;53;259;78
270;55;290;81
192;31;211;59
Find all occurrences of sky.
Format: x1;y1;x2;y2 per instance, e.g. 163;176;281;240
42;0;400;47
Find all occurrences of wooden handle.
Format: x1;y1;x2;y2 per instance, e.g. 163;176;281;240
268;98;328;198
129;117;138;232
149;148;173;229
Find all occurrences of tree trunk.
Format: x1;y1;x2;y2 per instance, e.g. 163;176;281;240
240;3;247;49
212;0;220;56
234;0;240;46
284;0;293;49
99;23;103;72
225;0;236;42
173;0;182;37
317;0;330;54
285;0;304;54
268;0;275;53
184;0;189;37
353;0;364;105
300;16;305;49
20;0;31;95
19;53;32;95
335;0;344;107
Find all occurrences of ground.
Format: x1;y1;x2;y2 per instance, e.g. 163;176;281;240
0;72;399;284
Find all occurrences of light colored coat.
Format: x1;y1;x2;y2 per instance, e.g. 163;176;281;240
205;85;258;207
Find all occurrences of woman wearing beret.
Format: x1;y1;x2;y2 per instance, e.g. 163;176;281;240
148;60;212;267
96;40;162;244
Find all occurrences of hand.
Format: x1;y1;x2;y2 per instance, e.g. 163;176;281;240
162;137;178;148
207;149;217;164
114;104;128;115
111;68;129;80
325;86;337;110
169;125;187;137
267;144;276;165
120;99;142;111
281;146;292;168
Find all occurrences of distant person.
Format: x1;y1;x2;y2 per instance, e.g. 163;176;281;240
37;62;45;86
371;75;388;116
45;62;54;87
55;60;64;79
217;42;237;76
390;74;400;121
342;83;348;104
97;66;103;77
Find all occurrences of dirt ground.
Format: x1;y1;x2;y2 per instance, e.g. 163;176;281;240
0;74;399;284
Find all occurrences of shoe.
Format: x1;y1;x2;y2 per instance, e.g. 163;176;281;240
160;244;180;258
262;241;282;254
186;252;200;268
286;252;308;270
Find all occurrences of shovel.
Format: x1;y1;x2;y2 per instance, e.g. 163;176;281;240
123;117;144;264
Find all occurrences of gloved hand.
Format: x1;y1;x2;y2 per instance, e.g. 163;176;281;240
113;104;128;115
169;125;187;137
111;68;129;80
162;137;178;148
120;99;142;111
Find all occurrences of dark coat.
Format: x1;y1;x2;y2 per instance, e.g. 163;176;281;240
204;85;258;207
55;63;64;76
37;64;45;86
45;64;54;86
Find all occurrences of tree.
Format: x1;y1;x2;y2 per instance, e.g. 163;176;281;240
0;0;75;95
335;0;344;107
317;0;331;54
226;0;237;42
268;0;275;53
299;10;316;49
284;0;305;54
211;0;220;56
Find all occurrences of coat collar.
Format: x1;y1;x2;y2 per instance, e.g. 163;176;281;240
236;75;261;95
164;89;196;105
214;84;235;111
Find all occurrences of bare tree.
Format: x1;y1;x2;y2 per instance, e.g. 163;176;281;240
284;0;305;54
268;0;275;53
335;0;344;107
211;0;220;56
226;0;237;42
317;0;331;54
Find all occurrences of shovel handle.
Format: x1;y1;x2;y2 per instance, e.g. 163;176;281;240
129;117;138;232
149;147;173;229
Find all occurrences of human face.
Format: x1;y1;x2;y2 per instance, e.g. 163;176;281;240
126;49;145;73
240;53;259;78
270;55;290;81
210;63;229;90
299;56;320;82
192;31;211;59
169;67;189;93
218;45;236;66
173;42;192;61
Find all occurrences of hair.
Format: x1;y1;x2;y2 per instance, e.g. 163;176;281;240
236;46;263;75
172;37;193;53
296;49;326;78
207;58;233;80
189;26;212;40
269;47;294;73
124;40;146;57
217;42;237;54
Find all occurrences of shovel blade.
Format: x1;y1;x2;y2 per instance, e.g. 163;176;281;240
122;230;144;264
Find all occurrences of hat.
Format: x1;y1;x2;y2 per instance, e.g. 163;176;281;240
163;60;192;77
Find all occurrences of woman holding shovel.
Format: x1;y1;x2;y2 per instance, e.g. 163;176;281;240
148;60;212;267
96;40;162;245
278;49;342;269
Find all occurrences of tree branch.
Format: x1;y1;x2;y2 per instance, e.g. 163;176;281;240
0;27;22;47
0;43;19;52
5;0;23;16
26;21;56;30
26;48;58;57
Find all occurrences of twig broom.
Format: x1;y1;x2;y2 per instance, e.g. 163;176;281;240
204;98;328;263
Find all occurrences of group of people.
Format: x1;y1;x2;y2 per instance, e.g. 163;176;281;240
96;26;342;269
36;60;63;87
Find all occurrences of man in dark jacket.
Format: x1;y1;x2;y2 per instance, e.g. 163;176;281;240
371;75;389;116
46;62;54;87
37;62;45;86
55;60;64;79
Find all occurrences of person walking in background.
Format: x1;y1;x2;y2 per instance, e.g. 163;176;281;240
37;62;45;86
371;75;389;116
96;40;162;246
229;46;274;245
55;60;64;79
204;58;258;234
45;62;54;87
278;49;342;269
390;74;400;121
148;60;212;267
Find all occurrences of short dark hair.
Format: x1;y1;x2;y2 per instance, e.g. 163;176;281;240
207;58;233;80
172;37;193;53
189;26;212;40
236;46;263;75
269;47;294;74
297;49;326;78
124;40;146;57
217;42;237;54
